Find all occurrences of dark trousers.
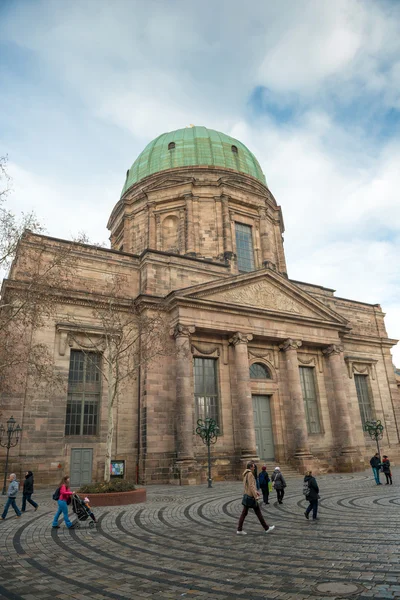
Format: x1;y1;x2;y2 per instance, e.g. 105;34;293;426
1;497;21;519
22;493;38;511
306;498;318;519
384;472;393;484
260;487;269;504
237;504;269;531
276;488;285;503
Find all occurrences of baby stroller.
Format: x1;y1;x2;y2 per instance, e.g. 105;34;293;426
72;493;97;528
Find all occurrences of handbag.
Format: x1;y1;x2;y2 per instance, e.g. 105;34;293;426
242;494;257;508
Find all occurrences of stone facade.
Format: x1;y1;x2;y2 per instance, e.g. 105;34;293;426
1;150;399;486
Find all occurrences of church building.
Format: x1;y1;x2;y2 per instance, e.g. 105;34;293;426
1;126;399;486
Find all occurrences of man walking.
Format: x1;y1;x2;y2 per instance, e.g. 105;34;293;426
370;453;382;485
1;473;22;520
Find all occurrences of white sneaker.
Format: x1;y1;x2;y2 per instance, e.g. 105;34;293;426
236;530;247;535
265;525;275;533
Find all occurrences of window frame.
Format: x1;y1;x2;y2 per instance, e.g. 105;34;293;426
249;362;272;380
299;366;322;434
193;357;222;433
235;222;255;273
354;374;373;426
65;350;102;437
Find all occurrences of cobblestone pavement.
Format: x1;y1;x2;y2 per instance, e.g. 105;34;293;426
0;469;400;599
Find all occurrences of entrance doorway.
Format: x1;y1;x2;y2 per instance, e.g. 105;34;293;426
252;395;275;460
70;448;93;488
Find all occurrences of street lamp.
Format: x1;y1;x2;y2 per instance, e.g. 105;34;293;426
364;419;384;460
195;417;219;488
0;416;22;495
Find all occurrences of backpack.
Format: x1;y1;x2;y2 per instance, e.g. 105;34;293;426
52;487;61;501
302;480;310;497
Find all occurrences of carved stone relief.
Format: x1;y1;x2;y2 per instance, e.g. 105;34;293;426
198;280;318;316
191;343;220;357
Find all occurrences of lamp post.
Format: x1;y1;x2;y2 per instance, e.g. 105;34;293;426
0;416;22;495
364;419;384;460
195;417;219;488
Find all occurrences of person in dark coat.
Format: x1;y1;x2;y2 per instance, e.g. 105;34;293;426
258;466;270;505
304;470;319;520
271;466;286;504
252;462;261;491
370;453;382;485
382;455;393;485
22;471;39;512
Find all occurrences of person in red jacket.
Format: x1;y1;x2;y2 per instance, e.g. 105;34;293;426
52;476;75;529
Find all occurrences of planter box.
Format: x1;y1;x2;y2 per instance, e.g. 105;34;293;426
85;488;146;507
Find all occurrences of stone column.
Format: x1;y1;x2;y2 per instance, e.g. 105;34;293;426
258;207;274;266
221;195;233;260
173;324;196;461
184;193;195;256
279;339;312;459
323;344;361;470
229;332;257;459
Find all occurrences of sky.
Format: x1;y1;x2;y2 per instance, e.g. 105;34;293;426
0;0;399;365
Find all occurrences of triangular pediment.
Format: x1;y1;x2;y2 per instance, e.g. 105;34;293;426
175;269;348;325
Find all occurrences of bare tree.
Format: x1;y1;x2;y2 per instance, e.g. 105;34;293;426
0;156;44;274
67;276;174;482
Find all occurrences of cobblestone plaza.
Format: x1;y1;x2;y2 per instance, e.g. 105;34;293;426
1;469;399;599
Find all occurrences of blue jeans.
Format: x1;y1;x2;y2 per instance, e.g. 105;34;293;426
1;497;22;519
372;467;381;484
52;500;73;528
306;498;318;519
22;493;38;511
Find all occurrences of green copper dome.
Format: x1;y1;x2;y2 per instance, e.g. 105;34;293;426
121;126;266;196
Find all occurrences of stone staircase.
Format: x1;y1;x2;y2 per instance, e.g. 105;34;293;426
259;462;301;478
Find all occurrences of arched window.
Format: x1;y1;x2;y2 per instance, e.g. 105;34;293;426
249;362;272;379
231;145;238;153
168;142;176;150
126;169;130;178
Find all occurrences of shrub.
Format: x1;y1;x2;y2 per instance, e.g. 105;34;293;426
78;480;136;494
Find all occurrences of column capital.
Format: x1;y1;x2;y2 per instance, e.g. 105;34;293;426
171;324;195;339
322;344;344;357
229;332;253;346
258;206;268;219
279;338;302;352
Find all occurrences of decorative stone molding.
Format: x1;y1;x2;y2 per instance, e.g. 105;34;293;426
279;338;302;352
56;323;107;356
248;349;273;362
297;355;316;366
344;356;378;380
229;332;253;346
171;324;195;339
191;343;220;357
322;344;344;357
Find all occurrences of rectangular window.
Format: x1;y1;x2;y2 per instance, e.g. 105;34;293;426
194;357;220;428
65;350;101;436
354;374;373;426
235;223;255;272
299;366;321;434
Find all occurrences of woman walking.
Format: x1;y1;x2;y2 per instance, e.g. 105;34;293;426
52;476;75;529
237;462;275;535
304;470;320;520
271;466;286;504
22;471;39;512
382;455;393;485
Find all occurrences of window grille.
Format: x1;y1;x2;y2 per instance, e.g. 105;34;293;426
250;362;272;379
235;222;255;272
65;350;101;436
354;374;373;426
194;358;220;428
299;366;321;434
